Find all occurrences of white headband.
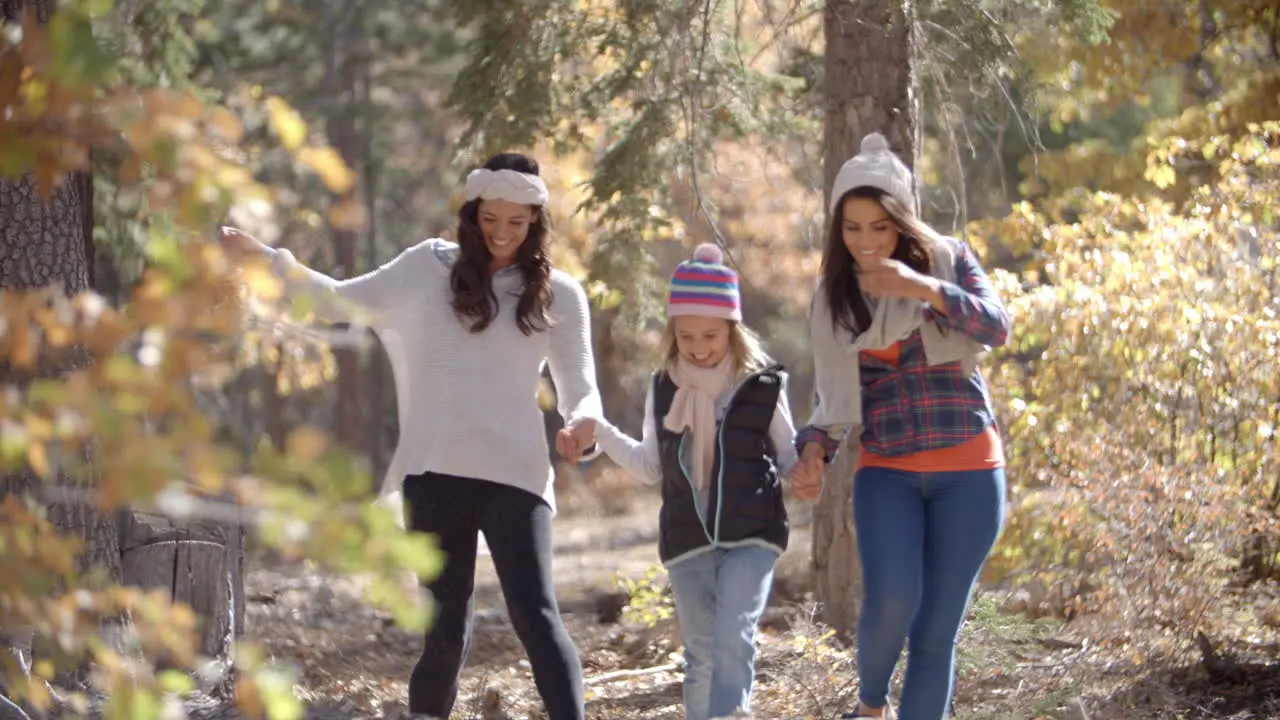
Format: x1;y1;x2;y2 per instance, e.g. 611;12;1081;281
464;168;549;206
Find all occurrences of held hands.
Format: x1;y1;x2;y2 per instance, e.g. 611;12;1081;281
555;418;597;462
857;255;940;302
788;442;826;501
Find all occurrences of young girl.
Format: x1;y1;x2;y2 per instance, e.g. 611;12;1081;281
218;152;602;720
791;133;1010;720
586;244;821;720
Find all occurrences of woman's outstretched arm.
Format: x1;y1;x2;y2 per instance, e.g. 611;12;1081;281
218;226;418;324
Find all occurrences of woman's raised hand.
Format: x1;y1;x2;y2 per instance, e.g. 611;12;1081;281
857;255;940;302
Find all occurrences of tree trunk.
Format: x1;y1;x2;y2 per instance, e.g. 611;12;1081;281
325;0;364;451
0;167;113;719
1;21;110;720
0;173;118;569
813;0;918;639
360;57;387;487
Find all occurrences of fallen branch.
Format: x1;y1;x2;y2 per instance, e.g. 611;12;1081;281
1038;637;1084;650
0;694;32;720
584;662;679;685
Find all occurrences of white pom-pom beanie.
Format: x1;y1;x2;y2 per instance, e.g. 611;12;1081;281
828;132;916;216
668;243;742;322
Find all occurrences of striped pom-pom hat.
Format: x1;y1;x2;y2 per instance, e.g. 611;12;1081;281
668;243;742;322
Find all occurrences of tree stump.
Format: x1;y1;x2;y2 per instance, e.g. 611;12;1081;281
120;510;244;661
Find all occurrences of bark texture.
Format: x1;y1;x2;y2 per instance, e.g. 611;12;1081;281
813;0;918;639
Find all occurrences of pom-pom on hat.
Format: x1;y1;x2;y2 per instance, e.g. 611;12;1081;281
829;132;916;216
667;243;742;322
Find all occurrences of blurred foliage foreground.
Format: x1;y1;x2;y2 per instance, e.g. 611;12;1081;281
0;3;440;718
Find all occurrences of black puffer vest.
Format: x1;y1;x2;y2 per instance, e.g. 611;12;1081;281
654;365;790;564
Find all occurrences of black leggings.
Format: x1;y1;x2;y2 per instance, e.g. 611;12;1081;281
403;472;584;720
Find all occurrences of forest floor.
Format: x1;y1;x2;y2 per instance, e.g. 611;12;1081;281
243;483;1280;720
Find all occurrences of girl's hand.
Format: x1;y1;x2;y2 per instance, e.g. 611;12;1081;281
555;418;597;461
857;255;941;303
789;443;825;501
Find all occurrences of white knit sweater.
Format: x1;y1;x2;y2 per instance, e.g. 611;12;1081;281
257;238;603;513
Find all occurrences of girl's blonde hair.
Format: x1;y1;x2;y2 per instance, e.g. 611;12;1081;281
659;319;772;376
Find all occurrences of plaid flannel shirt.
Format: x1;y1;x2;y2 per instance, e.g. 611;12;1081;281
796;241;1009;459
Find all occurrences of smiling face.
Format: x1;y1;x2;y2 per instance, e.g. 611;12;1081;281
840;195;900;265
477;198;537;270
672;315;732;369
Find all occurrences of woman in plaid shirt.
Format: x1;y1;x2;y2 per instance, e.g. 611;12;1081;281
792;133;1010;720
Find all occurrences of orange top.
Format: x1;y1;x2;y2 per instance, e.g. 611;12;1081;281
856;343;1005;472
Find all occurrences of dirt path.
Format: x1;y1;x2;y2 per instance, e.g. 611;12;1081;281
245;493;822;719
243;495;1280;720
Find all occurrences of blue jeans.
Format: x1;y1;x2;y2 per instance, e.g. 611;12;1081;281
854;466;1005;720
667;545;777;720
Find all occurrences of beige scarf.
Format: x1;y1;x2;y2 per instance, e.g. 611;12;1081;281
664;356;735;496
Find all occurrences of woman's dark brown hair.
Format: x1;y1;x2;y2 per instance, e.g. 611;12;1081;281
450;153;554;335
820;186;934;335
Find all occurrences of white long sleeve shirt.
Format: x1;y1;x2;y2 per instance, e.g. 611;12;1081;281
258;238;603;513
594;372;800;492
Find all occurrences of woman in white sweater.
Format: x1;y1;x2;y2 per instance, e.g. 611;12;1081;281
219;153;602;720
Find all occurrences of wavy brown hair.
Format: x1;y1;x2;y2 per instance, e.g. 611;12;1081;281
450;153;554;335
820;186;935;335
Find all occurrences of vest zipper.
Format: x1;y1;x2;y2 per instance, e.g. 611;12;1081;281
677;430;715;546
711;364;780;545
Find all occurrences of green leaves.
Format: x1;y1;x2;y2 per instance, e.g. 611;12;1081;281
1049;0;1118;45
156;670;196;695
47;9;116;86
233;647;304;720
614;564;674;627
442;0;818;319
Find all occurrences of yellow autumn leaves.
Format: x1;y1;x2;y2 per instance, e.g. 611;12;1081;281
264;93;365;231
265;94;355;193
